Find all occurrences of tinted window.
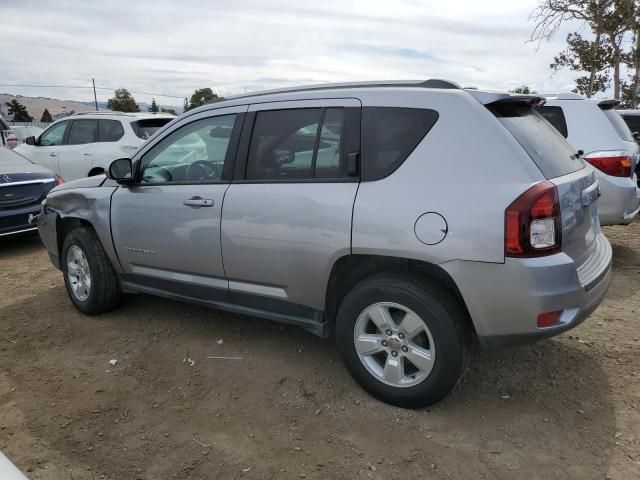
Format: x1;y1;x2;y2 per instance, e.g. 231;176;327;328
99;120;124;142
361;107;438;181
602;108;635;142
67;119;98;145
491;104;583;179
140;114;237;183
246;108;345;180
131;118;173;140
39;121;69;146
621;114;640;136
535;105;568;138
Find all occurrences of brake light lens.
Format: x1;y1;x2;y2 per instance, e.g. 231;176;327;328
505;181;561;257
584;151;632;177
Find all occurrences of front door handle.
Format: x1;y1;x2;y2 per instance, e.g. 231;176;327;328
49;152;57;157
83;153;92;156
183;197;214;207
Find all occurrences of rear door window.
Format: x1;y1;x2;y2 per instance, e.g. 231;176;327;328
131;118;173;140
361;107;438;181
490;104;583;179
601;108;635;142
534;105;568;138
67;119;98;145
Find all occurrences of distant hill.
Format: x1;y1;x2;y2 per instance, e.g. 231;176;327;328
0;94;182;121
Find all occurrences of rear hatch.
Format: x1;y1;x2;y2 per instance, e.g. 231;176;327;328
489;100;604;281
130;118;173;140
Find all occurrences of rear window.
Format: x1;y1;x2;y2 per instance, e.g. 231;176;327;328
534;105;568;138
602;108;635;142
361;107;438;181
490;104;583;179
131;118;173;140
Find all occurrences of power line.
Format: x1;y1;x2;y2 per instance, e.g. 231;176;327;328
0;83;186;99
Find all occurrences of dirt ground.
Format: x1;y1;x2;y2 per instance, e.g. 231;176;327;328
0;224;638;480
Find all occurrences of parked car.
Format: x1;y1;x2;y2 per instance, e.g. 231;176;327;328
0;145;61;237
36;80;611;408
13;112;175;181
9;125;44;148
0;116;15;148
536;94;640;226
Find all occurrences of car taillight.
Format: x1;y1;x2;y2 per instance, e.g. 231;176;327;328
584;151;632;177
55;175;65;185
505;181;561;257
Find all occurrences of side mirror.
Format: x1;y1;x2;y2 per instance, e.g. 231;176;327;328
633;131;640;142
108;158;134;184
25;136;36;146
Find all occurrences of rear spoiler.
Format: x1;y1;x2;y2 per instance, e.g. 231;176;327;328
466;90;546;107
597;99;621;110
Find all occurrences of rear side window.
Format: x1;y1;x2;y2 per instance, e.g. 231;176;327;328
67;119;98;145
535;105;568;138
131;118;173;140
361;107;438;181
601;108;635;142
99;120;124;142
490;104;583;179
621;114;640;135
246;108;346;180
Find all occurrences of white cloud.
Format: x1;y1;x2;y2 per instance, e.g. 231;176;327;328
0;0;597;106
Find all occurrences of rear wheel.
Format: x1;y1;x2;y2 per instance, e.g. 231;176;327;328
336;273;466;408
62;227;121;315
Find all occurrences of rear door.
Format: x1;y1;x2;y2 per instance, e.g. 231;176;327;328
491;103;601;268
221;99;361;313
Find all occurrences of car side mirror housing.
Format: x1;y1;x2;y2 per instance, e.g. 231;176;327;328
25;136;36;146
633;131;640;143
108;158;134;184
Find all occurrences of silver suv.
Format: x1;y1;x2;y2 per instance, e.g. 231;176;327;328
36;80;612;408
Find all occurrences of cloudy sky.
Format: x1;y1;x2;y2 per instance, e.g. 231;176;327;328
0;0;595;108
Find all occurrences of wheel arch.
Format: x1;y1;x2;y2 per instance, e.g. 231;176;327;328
324;254;475;336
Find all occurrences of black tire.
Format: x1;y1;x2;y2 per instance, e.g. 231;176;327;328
61;227;121;315
336;272;466;408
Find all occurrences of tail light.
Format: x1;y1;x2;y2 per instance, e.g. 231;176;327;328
55;175;65;185
505;181;562;257
583;151;632;177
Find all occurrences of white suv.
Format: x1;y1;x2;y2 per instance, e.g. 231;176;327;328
14;112;175;181
536;94;640;226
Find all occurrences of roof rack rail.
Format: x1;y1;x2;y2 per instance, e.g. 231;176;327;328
208;79;462;104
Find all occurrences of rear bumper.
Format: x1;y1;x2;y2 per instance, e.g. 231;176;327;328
441;233;612;349
0;203;42;237
597;171;640;226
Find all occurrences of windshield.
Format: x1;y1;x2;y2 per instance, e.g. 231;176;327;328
131;118;173;140
490;104;584;179
601;108;635;142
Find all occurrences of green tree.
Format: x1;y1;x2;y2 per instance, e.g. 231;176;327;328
183;97;189;113
107;89;140;112
5;99;33;122
148;98;160;113
40;108;53;123
187;88;218;111
161;107;177;115
509;85;538;94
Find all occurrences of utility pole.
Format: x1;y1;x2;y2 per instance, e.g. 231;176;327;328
92;78;99;111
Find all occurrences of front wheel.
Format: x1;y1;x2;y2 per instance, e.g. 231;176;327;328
62;227;121;315
336;273;467;408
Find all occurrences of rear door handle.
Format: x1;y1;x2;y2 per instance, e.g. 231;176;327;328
183;197;214;207
83;153;92;156
49;152;57;157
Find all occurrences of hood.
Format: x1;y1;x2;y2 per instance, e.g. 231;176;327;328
51;174;107;192
0;148;55;181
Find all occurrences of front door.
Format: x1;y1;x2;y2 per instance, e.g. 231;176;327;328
110;106;247;301
29;120;71;174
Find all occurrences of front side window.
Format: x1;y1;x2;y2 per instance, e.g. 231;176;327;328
246;108;345;180
140;114;237;183
39;121;69;146
361;107;439;181
67;119;98;145
99;120;125;142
